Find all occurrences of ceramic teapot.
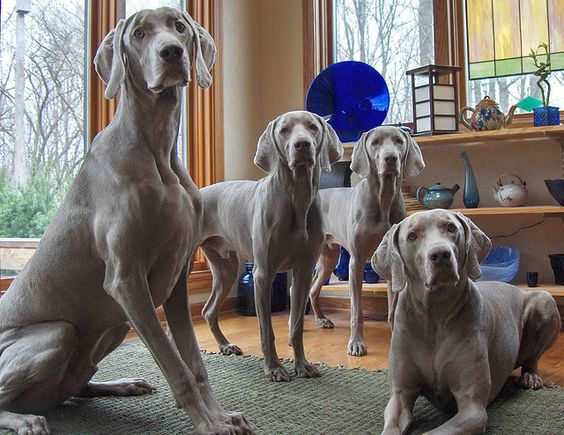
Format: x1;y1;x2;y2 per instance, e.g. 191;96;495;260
460;96;517;131
492;173;528;207
416;182;460;210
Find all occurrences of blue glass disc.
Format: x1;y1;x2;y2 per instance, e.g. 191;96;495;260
306;61;390;143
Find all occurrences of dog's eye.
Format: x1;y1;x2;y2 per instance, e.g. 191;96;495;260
133;28;145;38
280;127;290;135
175;21;186;33
308;123;319;132
447;223;457;233
407;232;417;241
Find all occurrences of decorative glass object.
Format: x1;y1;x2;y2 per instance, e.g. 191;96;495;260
306;61;390;143
461;151;480;208
533;106;561;126
466;0;564;80
237;262;287;316
406;64;461;135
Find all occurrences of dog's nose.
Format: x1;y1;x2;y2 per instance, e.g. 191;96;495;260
159;45;184;63
429;248;452;265
293;141;311;150
384;155;398;164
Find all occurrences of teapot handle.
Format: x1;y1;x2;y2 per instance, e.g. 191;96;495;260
498;172;525;186
459;106;474;130
416;187;428;204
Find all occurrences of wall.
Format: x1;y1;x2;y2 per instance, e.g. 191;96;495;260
222;0;304;181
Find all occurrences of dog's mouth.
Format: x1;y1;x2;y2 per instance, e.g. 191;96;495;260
289;156;315;170
148;62;190;93
424;267;460;290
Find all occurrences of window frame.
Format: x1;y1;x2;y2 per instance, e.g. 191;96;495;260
1;0;222;294
304;0;561;128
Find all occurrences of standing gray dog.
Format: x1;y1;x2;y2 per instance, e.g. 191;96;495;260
308;126;424;356
372;209;560;434
0;8;251;435
199;111;343;381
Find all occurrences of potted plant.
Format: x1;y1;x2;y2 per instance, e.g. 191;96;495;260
530;43;560;126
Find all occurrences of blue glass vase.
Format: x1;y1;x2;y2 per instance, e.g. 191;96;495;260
363;263;380;283
533;106;560;127
333;246;351;281
461;151;479;208
237;262;288;316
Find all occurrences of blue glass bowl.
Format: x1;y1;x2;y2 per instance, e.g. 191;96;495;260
478;247;520;283
306;61;390;143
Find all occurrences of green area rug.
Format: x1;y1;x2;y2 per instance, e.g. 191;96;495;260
2;342;563;434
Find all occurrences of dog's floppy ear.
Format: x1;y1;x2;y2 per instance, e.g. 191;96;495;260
400;129;425;178
351;130;372;178
254;118;280;174
315;115;343;173
372;223;407;293
454;212;491;281
94;19;127;100
184;12;216;89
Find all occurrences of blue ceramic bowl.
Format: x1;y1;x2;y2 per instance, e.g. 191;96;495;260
478;247;520;283
545;179;564;206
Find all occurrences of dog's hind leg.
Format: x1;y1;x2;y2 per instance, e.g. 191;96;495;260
0;321;78;435
201;245;241;355
516;291;560;390
309;243;339;329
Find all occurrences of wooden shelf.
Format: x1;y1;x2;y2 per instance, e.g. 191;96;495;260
342;125;564;151
406;205;564;218
321;281;564;297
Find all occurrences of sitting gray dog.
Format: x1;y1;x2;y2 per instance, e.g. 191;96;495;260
199;111;343;381
372;209;560;435
0;8;250;435
308;126;424;356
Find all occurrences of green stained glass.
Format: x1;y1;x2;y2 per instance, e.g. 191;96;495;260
469;61;495;79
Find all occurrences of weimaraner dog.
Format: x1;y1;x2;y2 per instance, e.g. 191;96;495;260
0;8;251;435
199;111;343;381
372;209;560;435
308;126;424;356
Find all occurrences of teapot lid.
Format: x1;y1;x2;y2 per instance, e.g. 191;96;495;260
428;182;447;190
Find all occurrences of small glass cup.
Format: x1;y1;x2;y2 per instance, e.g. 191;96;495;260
526;272;538;288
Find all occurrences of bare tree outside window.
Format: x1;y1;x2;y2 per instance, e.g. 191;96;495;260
334;0;435;124
0;0;85;241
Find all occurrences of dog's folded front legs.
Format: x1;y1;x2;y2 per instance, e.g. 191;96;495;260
289;261;321;379
381;388;418;435
104;271;230;434
425;393;488;435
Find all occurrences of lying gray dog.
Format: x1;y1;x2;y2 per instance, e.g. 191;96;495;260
372;209;560;435
309;126;424;356
199;111;343;381
0;8;251;435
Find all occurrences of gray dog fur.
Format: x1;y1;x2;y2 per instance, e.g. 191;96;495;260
0;8;251;435
197;111;343;382
308;126;424;356
372;209;560;434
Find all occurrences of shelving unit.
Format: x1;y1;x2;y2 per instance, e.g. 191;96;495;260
321;281;564;298
408;205;564;218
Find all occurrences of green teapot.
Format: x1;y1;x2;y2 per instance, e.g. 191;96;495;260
416;182;460;210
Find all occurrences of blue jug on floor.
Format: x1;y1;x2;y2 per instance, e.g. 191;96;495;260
237;261;288;316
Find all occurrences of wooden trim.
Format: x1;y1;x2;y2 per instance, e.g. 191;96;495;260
0;278;11;295
188;269;213;293
303;0;334;97
319;295;388;321
88;1;124;143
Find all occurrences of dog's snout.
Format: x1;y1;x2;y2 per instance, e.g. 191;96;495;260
293;141;311;150
429;247;452;265
159;44;184;63
384;154;398;164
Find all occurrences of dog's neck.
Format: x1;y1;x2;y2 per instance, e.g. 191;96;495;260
357;172;402;224
112;81;182;159
271;163;319;239
404;276;474;331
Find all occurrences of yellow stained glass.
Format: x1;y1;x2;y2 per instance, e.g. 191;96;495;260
493;0;522;59
467;0;494;62
549;0;564;52
520;0;549;54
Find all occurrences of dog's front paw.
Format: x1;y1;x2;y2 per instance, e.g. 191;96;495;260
219;343;243;356
195;421;241;435
347;338;367;356
519;371;545;390
316;317;335;329
264;364;291;382
295;362;321;378
219;411;254;434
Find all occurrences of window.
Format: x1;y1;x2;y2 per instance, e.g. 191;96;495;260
1;0;86;277
333;0;435;124
465;0;564;113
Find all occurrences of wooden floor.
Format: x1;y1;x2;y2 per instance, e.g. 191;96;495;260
190;309;564;386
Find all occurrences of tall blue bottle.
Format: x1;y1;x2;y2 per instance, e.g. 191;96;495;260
461;151;479;208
